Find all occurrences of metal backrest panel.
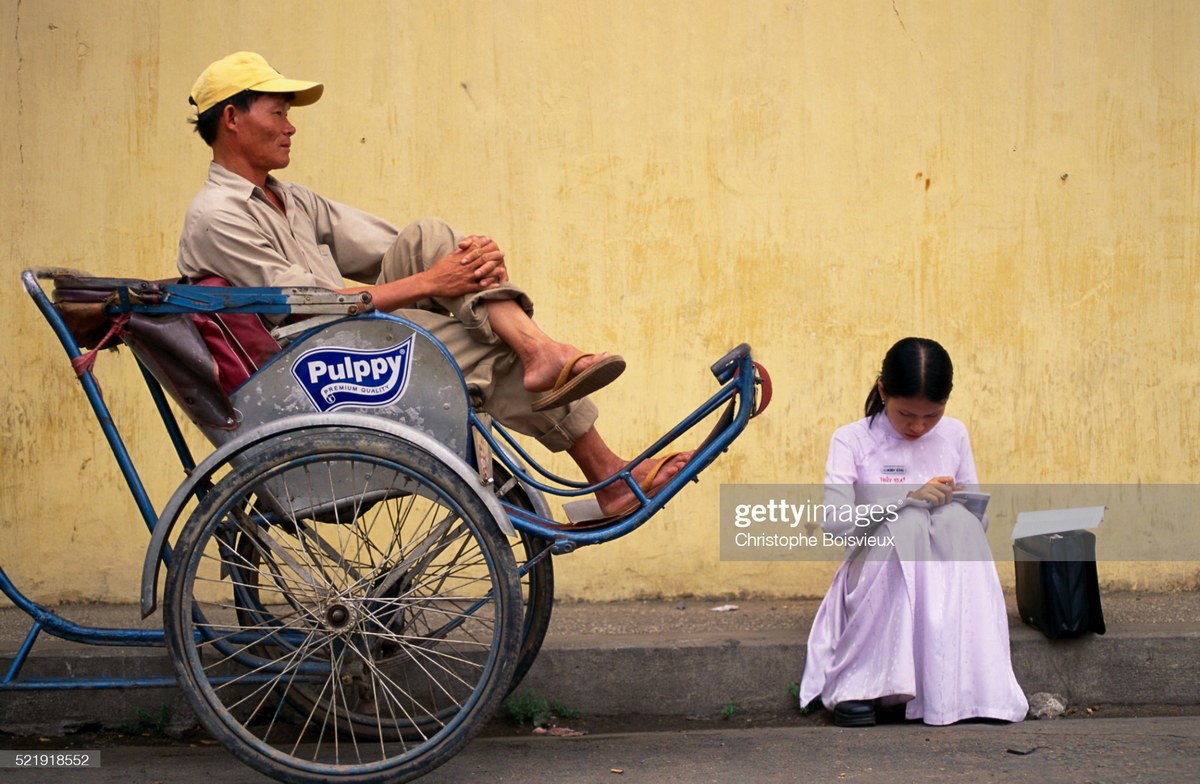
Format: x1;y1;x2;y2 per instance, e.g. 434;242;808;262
201;315;471;458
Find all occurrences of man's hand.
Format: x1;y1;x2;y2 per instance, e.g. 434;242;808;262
420;235;508;297
458;234;509;286
341;233;511;311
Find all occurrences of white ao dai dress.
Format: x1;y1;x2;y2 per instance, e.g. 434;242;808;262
798;414;1028;725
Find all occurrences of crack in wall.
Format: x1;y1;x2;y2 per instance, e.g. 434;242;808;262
892;1;925;63
14;0;24;166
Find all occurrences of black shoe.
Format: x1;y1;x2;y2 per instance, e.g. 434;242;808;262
876;702;909;724
833;700;876;727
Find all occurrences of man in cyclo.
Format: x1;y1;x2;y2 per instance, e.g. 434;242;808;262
179;51;688;520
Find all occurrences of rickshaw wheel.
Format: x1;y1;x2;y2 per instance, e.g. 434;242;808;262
164;428;521;784
223;451;552;723
492;465;555;694
509;529;554;692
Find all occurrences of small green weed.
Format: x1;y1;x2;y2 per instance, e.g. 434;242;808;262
719;699;740;720
503;689;580;727
787;682;800;699
121;704;171;736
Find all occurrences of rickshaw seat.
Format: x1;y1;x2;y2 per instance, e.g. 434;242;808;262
50;273;357;431
52;273;249;429
48;270;473;458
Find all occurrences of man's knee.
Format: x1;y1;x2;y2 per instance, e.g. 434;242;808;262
382;217;462;281
409;217;461;264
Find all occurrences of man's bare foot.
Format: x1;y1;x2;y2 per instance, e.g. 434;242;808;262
595;452;694;517
526;346;626;413
521;342;616;395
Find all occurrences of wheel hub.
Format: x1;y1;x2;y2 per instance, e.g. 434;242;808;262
323;601;358;632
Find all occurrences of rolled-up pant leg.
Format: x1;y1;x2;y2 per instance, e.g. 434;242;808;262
377;217;598;452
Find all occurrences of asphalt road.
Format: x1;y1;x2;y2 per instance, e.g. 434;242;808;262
1;716;1197;784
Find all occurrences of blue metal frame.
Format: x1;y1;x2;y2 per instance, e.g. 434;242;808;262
5;268;765;692
472;357;756;550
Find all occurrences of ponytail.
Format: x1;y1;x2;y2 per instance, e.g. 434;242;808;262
864;377;884;419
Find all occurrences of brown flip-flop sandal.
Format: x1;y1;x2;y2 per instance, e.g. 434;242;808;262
561;451;689;525
531;352;626;412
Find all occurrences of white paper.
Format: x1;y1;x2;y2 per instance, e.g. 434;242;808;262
952;491;990;520
1011;506;1106;540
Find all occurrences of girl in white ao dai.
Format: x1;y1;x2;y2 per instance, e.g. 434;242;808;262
798;337;1028;727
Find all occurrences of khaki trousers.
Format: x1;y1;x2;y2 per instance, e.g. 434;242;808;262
377;217;598;452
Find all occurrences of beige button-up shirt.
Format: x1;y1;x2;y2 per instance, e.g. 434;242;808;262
178;162;400;289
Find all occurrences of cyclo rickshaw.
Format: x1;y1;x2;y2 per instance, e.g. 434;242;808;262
5;268;770;783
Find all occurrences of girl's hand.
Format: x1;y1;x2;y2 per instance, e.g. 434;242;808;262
907;476;961;506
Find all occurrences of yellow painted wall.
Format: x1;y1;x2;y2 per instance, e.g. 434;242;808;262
2;1;1197;605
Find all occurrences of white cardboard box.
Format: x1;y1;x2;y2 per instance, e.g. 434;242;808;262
1011;506;1106;540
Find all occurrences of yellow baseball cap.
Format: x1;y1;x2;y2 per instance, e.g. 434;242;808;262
190;51;323;115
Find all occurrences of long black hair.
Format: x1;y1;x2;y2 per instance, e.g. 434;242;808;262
864;337;954;420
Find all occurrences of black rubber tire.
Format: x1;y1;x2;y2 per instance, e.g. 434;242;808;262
508;527;554;693
164;428;521;784
490;465;555;693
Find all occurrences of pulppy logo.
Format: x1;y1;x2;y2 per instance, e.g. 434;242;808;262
291;336;415;412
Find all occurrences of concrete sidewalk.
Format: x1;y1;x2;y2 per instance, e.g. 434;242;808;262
2;590;1199;735
4;717;1199;784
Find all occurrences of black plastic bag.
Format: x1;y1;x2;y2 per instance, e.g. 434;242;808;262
1013;530;1106;639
